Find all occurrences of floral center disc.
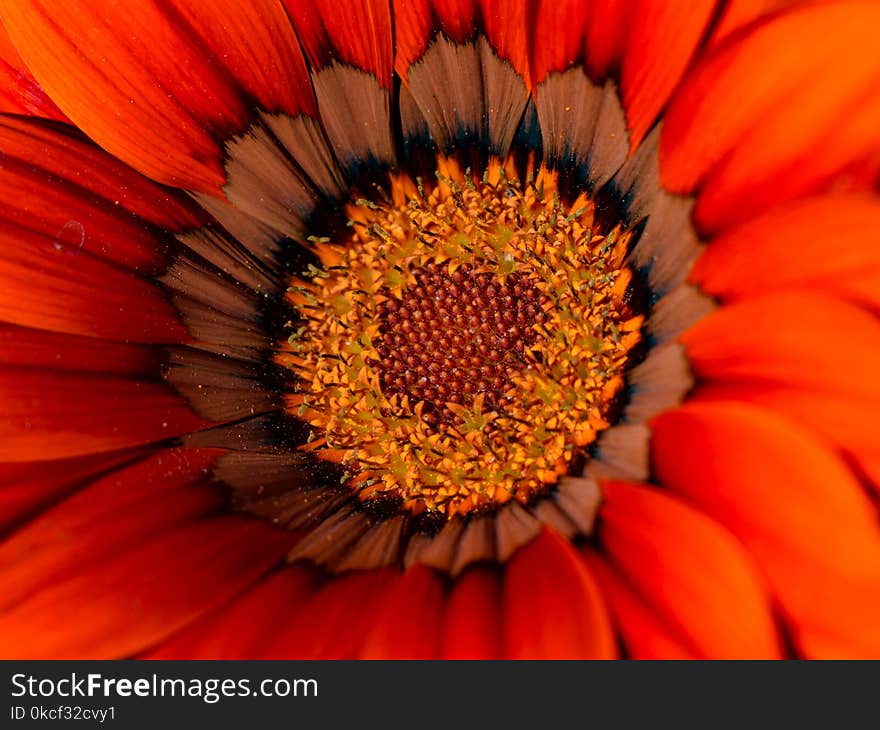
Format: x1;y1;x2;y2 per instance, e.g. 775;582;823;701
277;159;644;519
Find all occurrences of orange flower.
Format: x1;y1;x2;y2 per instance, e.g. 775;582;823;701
1;0;879;659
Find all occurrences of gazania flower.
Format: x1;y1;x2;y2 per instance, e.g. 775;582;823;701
1;0;879;660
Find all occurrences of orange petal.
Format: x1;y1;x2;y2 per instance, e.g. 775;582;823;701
0;18;67;121
0;368;209;461
3;0;313;192
146;567;321;659
652;401;880;658
690;382;880;497
620;0;717;148
681;291;880;402
0;447;150;533
504;528;617;658
597;480;782;658
286;0;393;87
0;516;294;659
661;1;880;233
358;565;445;658
691;193;880;305
681;292;880;401
442;568;503;659
817;267;880;315
268;569;398;659
0;448;222;611
707;0;814;48
582;550;698;659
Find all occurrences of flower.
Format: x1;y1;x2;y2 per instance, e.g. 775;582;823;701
1;0;879;659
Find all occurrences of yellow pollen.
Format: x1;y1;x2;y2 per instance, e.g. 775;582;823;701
276;157;643;519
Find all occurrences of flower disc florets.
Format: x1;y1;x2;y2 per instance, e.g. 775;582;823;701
277;158;643;519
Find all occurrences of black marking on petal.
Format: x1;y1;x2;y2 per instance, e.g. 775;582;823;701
495;502;542;562
398;80;437;156
223;121;319;236
584;423;651;482
606;124;707;296
402;34;529;157
530;498;578;540
286;508;374;568
310;62;396;172
478;36;530;157
554;476;602;535
404;517;466;570
162;347;282;422
180;414;295;452
261;112;347;200
192;192;286;266
216;450;349;527
175;226;278;294
405;36;484;150
534;68;629;191
331;514;407;572
646;282;716;345
623;341;694;424
410;508;446;536
450;514;496;577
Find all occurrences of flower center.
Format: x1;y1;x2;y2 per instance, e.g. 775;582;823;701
374;263;548;428
276;158;644;520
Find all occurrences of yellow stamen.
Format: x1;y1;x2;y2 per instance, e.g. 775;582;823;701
275;157;643;519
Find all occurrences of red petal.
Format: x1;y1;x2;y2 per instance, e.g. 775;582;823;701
620;0;717;148
0;448;222;612
0;447;150;533
504;528;617;659
0;323;159;374
479;0;530;80
597;480;781;658
661;1;880;233
269;569;398;658
0;516;294;658
442;568;503;659
529;0;592;85
0;20;67;121
145;568;320;659
358;565;445;658
0;224;189;342
652;401;880;658
166;0;316;116
584;0;631;81
583;550;698;659
286;0;394;87
0;116;205;270
681;292;880;401
3;0;313;193
690;193;880;307
0;368;209;461
394;0;479;79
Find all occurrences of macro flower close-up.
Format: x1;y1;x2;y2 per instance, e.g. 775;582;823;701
1;0;879;660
